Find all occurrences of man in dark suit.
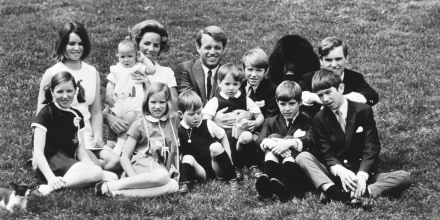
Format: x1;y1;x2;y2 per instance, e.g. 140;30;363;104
175;26;227;105
296;69;411;206
299;37;379;116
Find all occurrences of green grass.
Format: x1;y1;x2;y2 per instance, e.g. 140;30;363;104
1;0;440;218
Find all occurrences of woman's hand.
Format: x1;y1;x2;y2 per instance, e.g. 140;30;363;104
48;176;66;190
105;113;129;134
131;71;151;85
214;108;238;128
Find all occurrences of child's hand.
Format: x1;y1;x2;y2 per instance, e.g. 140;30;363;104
260;138;277;151
105;95;116;108
137;52;155;75
271;139;292;156
48;177;66;190
255;100;265;108
247;120;256;131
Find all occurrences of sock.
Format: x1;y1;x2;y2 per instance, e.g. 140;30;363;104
264;160;281;180
179;163;194;183
37;184;53;196
325;185;350;202
281;161;297;189
113;138;126;156
214;152;235;180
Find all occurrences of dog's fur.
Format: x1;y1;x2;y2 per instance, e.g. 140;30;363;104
267;35;320;84
0;182;35;212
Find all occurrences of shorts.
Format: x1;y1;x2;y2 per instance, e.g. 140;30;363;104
35;151;78;182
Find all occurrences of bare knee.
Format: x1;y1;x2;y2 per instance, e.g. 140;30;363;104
154;169;171;185
238;131;253;144
99;150;121;171
81;163;103;182
123;111;139;124
209;142;224;157
182;155;196;165
265;151;278;162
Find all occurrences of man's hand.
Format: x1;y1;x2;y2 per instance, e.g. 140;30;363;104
106;113;129;134
336;167;358;192
260;138;277;151
105;95;116;108
214;108;237;128
344;92;367;104
271;139;293;156
354;172;368;198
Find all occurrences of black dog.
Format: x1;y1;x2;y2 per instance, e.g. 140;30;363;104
267;35;320;84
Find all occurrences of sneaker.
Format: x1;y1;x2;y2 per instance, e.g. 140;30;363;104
256;174;272;199
179;182;191;194
37;184;53;196
270;178;292;202
234;167;244;181
250;165;263;179
95;181;111;197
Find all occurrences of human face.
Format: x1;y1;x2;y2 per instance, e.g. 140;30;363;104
277;99;300;120
148;91;167;118
320;46;347;76
218;74;241;98
51;81;76;109
139;32;161;62
197;34;225;69
117;46;137;68
244;62;266;87
181;107;203;128
65;33;83;61
316;84;345;110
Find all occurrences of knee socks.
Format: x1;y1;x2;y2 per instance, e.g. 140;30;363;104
214;152;235;180
264;160;281;180
179;163;194;183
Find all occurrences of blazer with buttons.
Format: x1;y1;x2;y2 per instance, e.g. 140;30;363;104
312;100;380;175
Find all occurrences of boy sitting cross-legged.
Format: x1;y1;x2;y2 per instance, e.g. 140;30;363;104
296;69;411;207
177;91;236;193
255;81;314;202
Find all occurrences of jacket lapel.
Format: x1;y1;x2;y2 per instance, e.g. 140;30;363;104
193;60;206;101
345;101;356;149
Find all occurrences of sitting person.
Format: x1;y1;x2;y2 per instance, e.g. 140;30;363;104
203;63;264;180
177;91;236;193
300;37;379;117
95;83;179;197
33;71;117;196
240;47;279;118
267;35;320;84
296;69;411;206
256;81;313;202
104;38;156;155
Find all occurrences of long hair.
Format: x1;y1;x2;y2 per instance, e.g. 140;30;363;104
54;21;91;62
43;71;85;104
142;82;172;117
267;35;320;84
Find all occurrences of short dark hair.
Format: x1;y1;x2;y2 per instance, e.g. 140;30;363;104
318;37;348;58
131;20;170;53
178;90;203;113
312;68;342;92
55;21;91;62
195;26;227;48
217;63;245;83
142;82;172;117
275;80;302;102
43;71;85;104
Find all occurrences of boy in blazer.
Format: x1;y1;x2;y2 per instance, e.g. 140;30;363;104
296;69;411;206
255;81;313;202
299;37;379;117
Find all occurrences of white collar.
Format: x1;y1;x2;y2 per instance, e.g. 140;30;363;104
333;98;348;119
53;102;71;111
284;113;299;125
219;90;241;99
201;63;219;76
180;120;202;129
144;114;168;122
340;70;345;81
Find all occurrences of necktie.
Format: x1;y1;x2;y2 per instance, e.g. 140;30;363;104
207;69;212;98
287;119;293;128
248;87;255;100
335;110;346;132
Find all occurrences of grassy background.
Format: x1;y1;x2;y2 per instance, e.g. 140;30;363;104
1;0;440;219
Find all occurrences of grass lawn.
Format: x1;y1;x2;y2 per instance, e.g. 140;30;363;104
1;0;440;219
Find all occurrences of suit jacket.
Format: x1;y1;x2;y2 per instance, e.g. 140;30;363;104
312;100;380;175
256;113;314;155
174;59;219;104
240;78;279;118
300;68;379;106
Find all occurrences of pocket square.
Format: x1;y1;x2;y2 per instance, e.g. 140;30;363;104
293;129;306;138
355;126;363;133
